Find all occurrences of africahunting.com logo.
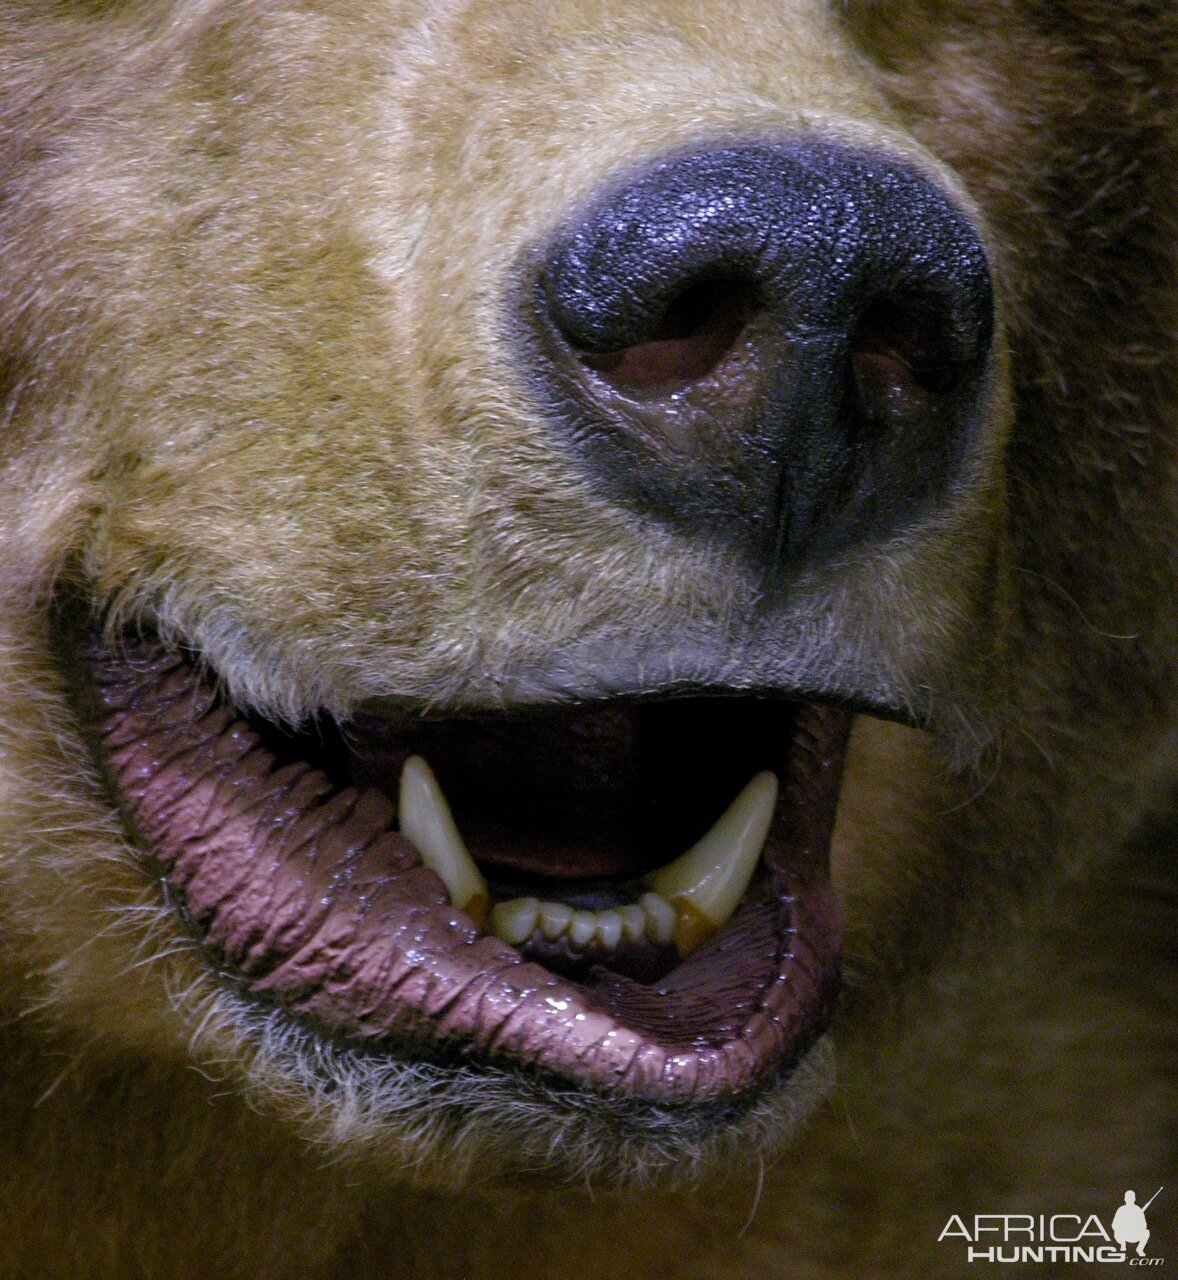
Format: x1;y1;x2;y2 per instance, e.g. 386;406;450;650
939;1187;1164;1266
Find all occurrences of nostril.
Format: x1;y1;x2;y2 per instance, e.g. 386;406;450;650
849;295;960;439
852;297;956;396
575;278;761;398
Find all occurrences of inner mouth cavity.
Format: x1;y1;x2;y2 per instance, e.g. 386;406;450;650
82;632;849;1102
341;697;794;981
399;752;776;982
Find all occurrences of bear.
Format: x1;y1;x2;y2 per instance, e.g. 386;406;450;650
0;1;1174;1277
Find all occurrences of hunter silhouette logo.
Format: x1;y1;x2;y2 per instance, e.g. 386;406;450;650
938;1187;1164;1265
1112;1188;1161;1258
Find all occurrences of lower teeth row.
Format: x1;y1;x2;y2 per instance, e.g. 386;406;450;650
489;892;676;950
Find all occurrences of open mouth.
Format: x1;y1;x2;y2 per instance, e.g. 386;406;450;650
74;626;849;1107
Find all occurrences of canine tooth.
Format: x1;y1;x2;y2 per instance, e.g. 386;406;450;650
569;910;598;948
538;901;573;940
639;892;676;945
617;903;646;944
489;897;540;946
398;756;489;929
594;909;623;949
642;771;778;956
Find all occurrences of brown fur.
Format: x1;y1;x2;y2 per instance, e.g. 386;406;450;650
0;1;1175;1276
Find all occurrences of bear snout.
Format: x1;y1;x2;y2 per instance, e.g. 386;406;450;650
526;140;995;572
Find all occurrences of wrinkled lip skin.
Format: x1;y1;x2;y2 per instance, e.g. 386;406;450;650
68;614;850;1110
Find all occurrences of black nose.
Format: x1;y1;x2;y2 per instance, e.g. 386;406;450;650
524;140;994;570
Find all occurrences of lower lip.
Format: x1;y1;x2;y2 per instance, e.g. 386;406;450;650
77;628;850;1105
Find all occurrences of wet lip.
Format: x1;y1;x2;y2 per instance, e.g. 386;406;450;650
75;628;850;1106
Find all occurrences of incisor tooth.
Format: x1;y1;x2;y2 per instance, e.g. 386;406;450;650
538;901;573;940
569;910;598;948
398;755;489;928
617;903;646;944
489;897;539;946
639;892;675;945
594;909;623;949
642;771;778;956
